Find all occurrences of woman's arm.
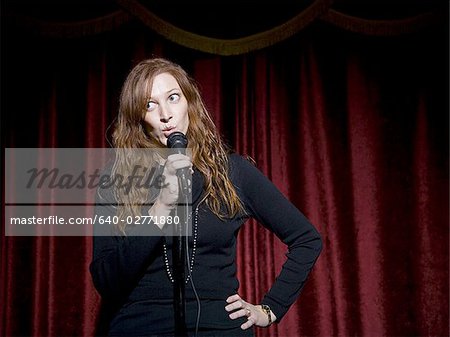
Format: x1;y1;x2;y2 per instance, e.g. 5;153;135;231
89;190;165;300
89;153;192;299
229;154;323;322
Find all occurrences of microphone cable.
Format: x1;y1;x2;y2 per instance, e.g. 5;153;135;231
183;194;201;337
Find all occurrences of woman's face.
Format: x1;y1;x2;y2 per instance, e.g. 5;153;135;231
143;72;189;146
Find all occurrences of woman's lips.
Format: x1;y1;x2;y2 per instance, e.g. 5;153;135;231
162;127;176;137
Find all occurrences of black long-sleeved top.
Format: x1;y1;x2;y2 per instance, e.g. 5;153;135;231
89;154;322;335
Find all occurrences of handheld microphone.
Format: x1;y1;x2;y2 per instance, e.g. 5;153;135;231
167;132;191;195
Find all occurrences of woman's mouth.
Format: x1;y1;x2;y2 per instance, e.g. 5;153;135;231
162;126;176;137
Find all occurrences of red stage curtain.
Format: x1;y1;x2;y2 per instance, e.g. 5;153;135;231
2;21;448;337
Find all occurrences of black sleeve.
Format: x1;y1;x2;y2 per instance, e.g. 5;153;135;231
230;154;322;322
89;186;165;300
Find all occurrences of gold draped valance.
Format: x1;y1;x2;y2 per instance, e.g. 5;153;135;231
4;0;445;55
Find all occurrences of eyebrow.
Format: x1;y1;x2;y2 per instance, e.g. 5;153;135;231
149;88;180;101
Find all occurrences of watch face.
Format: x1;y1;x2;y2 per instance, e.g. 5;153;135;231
261;304;272;323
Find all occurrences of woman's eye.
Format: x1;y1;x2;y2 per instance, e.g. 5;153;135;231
146;101;156;111
169;93;180;103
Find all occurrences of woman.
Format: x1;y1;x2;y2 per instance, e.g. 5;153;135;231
90;58;322;336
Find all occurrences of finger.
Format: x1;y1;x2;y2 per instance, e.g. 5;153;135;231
164;162;193;176
165;157;192;167
226;294;241;303
224;300;244;312
228;308;249;320
240;316;255;330
165;154;191;165
167;153;190;159
171;161;192;171
166;154;191;163
224;301;243;312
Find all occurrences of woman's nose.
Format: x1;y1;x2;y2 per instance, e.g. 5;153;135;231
159;104;172;123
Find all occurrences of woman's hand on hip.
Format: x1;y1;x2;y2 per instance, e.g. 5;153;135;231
225;294;276;330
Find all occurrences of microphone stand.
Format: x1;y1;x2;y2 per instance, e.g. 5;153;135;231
173;178;189;337
166;132;190;337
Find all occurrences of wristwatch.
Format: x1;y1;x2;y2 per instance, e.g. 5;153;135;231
260;304;272;325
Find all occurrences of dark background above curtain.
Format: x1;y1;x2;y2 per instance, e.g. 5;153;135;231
3;0;444;23
3;0;446;39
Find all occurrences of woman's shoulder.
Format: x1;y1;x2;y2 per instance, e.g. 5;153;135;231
228;152;257;168
227;152;260;183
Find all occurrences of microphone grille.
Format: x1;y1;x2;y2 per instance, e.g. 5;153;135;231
167;131;188;149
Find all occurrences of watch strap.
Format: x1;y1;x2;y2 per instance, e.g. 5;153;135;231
260;304;272;325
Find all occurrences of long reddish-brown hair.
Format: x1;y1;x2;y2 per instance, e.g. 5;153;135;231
111;58;243;231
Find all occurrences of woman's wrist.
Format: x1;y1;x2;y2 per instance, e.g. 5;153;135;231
148;199;175;226
258;304;276;326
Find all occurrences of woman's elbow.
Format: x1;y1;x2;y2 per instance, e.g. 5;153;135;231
313;228;323;257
